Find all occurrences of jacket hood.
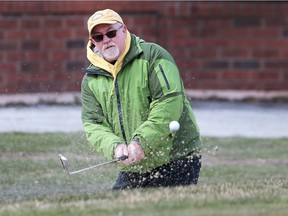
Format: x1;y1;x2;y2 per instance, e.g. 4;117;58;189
86;30;132;79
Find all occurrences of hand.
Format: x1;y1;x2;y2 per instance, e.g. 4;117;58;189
127;141;145;164
114;144;129;160
114;141;144;165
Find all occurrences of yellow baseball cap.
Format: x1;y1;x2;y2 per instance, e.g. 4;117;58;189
87;9;124;35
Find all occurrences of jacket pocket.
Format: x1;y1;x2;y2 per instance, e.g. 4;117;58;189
159;64;170;90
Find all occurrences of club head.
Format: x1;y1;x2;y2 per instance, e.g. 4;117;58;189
59;154;69;173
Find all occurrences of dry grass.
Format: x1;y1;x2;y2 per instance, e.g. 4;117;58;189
0;133;287;216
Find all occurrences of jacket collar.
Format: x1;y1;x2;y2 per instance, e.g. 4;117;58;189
84;34;144;75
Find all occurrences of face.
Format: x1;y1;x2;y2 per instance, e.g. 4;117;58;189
90;23;126;62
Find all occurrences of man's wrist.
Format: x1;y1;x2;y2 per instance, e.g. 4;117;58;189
114;142;122;148
132;138;141;147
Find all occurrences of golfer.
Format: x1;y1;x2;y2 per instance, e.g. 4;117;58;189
81;9;202;190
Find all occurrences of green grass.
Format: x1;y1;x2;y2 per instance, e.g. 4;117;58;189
0;132;287;216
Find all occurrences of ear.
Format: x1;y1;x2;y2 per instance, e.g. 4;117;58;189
89;37;95;45
122;24;127;33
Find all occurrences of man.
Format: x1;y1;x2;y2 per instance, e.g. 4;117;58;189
81;9;202;190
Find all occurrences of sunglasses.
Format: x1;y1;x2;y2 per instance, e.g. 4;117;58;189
91;25;123;42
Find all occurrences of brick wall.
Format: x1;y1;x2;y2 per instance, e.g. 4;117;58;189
1;1;288;94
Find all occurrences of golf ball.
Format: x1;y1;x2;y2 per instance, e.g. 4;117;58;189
169;121;180;132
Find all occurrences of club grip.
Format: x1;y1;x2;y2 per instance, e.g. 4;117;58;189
118;155;128;161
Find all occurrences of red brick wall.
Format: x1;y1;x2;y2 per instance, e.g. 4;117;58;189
1;1;288;94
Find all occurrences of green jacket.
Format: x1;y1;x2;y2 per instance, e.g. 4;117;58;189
81;34;201;172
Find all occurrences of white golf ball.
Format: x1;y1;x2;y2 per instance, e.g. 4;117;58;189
169;121;180;132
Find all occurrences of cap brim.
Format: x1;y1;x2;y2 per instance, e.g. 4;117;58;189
89;20;118;34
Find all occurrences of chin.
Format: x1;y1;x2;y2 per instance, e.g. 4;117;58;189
103;47;120;62
104;55;118;62
103;54;119;62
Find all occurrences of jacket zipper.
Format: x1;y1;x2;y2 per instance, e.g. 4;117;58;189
114;77;127;144
159;64;170;90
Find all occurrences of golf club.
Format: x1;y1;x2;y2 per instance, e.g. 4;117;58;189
58;154;128;175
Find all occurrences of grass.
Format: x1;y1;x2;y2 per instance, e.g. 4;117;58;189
0;132;287;216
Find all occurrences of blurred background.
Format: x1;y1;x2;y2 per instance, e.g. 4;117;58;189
1;1;288;104
1;3;287;212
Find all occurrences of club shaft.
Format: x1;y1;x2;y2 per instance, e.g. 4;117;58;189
68;158;120;174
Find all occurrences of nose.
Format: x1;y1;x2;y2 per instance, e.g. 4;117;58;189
102;34;111;43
